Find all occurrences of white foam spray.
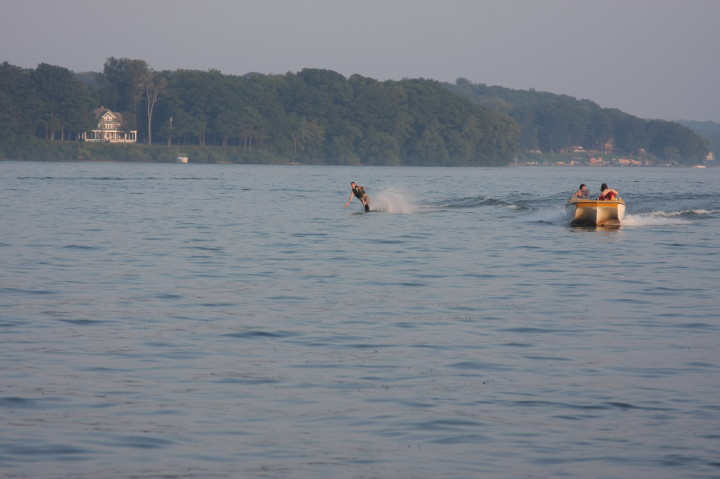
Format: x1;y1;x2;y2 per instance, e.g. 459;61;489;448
518;208;702;227
623;211;693;226
370;189;419;214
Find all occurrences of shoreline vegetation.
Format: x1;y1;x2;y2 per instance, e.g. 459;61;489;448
0;59;715;167
3;145;710;168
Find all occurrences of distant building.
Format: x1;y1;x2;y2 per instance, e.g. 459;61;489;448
560;145;586;154
601;138;615;154
82;108;137;143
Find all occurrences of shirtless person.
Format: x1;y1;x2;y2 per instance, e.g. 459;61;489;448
598;183;619;200
344;181;371;212
571;184;589;198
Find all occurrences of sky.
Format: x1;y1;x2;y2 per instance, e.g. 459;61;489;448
2;0;719;122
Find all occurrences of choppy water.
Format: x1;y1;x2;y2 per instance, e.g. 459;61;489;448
1;161;719;479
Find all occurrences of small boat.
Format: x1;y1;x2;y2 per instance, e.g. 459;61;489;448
565;198;626;226
176;154;189;164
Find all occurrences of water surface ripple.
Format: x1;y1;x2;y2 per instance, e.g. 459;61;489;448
1;162;719;478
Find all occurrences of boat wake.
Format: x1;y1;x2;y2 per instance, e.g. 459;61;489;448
514;207;717;227
515;208;567;225
365;187;720;228
366;190;525;215
623;209;717;226
442;196;517;209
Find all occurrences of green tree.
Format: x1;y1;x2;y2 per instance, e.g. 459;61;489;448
0;62;36;139
31;63;94;140
614;114;648;155
413;121;450;165
98;58;151;138
144;73;167;145
587;109;614;151
358;129;401;165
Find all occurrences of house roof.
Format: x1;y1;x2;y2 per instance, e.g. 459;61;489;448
94;107;123;122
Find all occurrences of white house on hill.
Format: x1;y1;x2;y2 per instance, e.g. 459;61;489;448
82;108;137;143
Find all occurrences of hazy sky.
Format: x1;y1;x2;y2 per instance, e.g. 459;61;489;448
2;0;718;122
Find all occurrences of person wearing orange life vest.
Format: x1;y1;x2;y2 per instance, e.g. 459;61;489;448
598;183;619;200
344;181;371;212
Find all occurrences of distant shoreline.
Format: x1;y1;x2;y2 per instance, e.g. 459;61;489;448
1;157;712;167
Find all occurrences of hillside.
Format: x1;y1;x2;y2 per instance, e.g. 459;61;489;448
0;59;711;166
0;61;518;165
445;79;710;165
677;120;720;160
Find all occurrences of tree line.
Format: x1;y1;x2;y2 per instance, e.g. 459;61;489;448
447;79;711;165
0;59;518;165
0;59;711;165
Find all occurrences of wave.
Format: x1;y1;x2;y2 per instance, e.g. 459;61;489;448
369;190;510;214
367;187;720;226
642;208;720;218
622;209;718;226
430;195;524;211
514;207;717;227
622;214;690;226
515;208;567;225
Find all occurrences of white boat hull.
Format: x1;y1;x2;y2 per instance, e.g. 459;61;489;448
565;198;626;226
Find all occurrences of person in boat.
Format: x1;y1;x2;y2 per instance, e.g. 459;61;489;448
598;183;619;201
344;181;371;212
571;184;589;199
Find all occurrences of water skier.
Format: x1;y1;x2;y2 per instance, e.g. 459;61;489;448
344;181;371;212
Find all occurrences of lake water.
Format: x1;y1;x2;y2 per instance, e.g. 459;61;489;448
1;161;719;479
